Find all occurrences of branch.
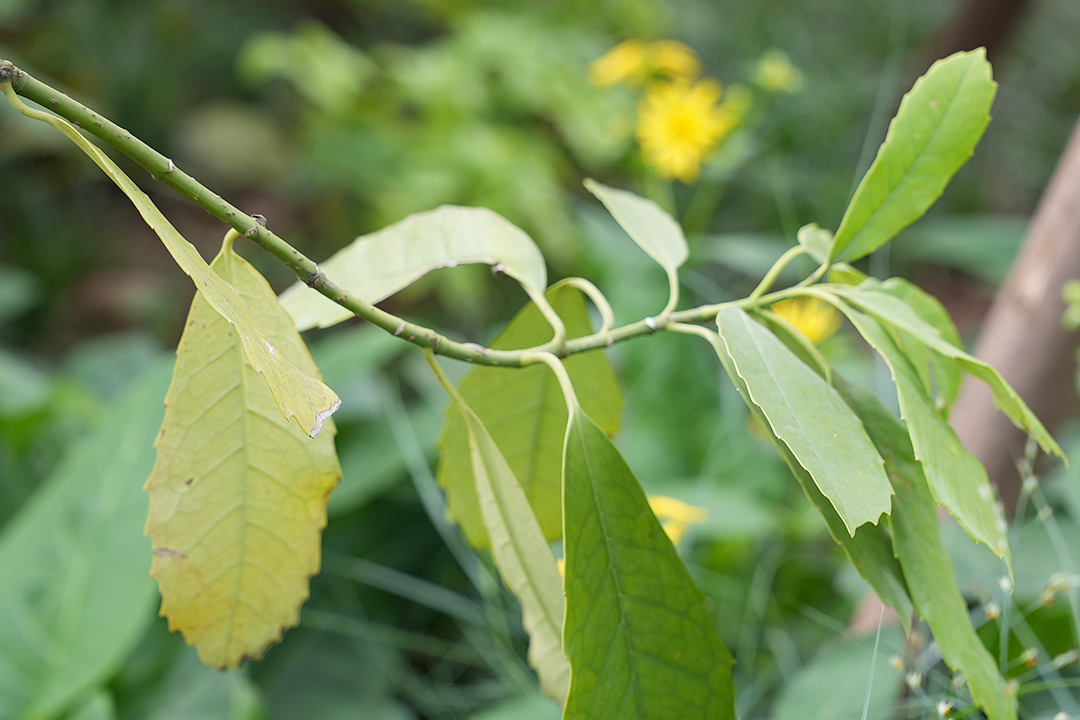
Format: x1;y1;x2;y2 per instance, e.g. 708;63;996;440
0;60;801;367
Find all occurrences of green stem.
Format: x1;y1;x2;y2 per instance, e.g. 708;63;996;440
0;59;818;369
749;244;808;300
553;277;616;333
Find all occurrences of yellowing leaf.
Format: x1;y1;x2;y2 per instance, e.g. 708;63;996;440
0;84;340;438
279;206;549;331
145;238;342;669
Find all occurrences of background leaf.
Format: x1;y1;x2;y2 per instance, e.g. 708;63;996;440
830;49;996;263
584;179;689;272
842;382;1015;720
279;205;548;330
145;242;342;669
562;406;734;720
437;284;622;548
0;361;169;720
716;307;892;534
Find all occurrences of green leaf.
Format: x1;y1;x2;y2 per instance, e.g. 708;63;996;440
145;239;342;670
562;406;734;719
831;303;1010;566
431;358;569;704
0;86;341;439
877;278;963;410
279;205;548;330
796;223;832;264
840;383;1016;720
584;179;689;272
830;50;996;263
834;283;1064;460
771;625;905;720
437;285;622;548
716;307;892;534
0;361;170;720
68;692;117;720
710;335;912;628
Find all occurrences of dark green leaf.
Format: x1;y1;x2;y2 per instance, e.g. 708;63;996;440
840;383;1016;720
716;307;892;534
562;407;734;719
830;50;996;262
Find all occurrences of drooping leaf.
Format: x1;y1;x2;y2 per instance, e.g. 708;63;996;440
876;277;963;411
584;179;689;272
834;283;1064;460
562;406;734;719
0;361;170;720
831;304;1010;566
437;284;622;548
716;307;892;534
0;85;340;438
145;239;342;670
841;382;1015;720
429;356;568;703
710;335;912;629
830;50;996;263
279;205;548;330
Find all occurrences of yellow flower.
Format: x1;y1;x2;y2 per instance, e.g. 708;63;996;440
753;49;804;94
770;298;842;345
649;495;708;545
636;79;737;182
589;39;700;88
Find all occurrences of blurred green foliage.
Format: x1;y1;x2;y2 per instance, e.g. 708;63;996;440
2;0;1080;718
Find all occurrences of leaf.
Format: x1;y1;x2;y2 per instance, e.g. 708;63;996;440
831;304;1010;566
145;240;342;670
431;358;569;704
830;50;996;263
437;285;622;548
68;692;117;720
715;307;892;534
562;406;734;719
585;179;689;272
796;223;832;264
834;283;1064;460
710;335;913;628
877;278;963;410
771;625;905;720
279;205;548;330
0;361;169;720
840;382;1015;720
0;85;340;438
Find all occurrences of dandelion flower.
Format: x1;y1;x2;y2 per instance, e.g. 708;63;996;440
636;79;736;182
590;39;700;88
770;298;842;345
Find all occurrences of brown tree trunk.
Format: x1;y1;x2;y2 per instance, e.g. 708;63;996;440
950;116;1080;517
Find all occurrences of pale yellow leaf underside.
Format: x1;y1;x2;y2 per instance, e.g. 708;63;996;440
145;241;342;669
